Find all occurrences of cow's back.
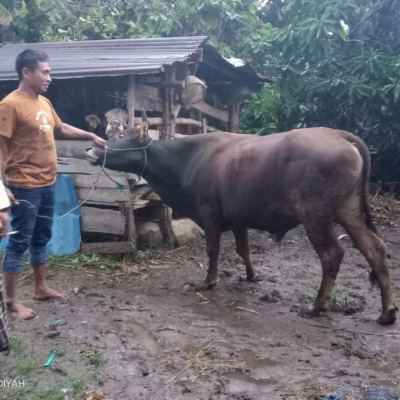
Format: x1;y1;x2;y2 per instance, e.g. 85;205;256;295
188;128;365;234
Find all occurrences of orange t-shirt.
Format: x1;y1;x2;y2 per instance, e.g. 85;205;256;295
0;90;62;188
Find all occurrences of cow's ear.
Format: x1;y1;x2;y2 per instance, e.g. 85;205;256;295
139;121;149;139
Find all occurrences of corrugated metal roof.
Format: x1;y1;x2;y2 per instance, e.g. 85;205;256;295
0;36;208;81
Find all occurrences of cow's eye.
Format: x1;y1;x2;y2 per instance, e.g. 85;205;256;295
119;133;125;138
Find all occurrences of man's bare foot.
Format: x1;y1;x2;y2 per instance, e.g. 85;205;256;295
7;301;36;320
34;285;67;301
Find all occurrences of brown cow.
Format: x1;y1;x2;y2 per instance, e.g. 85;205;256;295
86;120;398;325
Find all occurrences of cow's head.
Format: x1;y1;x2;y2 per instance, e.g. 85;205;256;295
86;111;150;175
104;108;129;139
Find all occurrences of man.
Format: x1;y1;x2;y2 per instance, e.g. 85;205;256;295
0;179;11;351
0;49;105;319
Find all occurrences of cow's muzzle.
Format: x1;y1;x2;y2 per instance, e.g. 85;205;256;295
85;147;100;164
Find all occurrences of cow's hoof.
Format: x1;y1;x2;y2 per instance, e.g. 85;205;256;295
298;305;321;319
377;308;397;325
195;280;218;291
247;274;262;283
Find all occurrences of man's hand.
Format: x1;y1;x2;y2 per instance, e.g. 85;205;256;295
0;210;9;239
91;134;106;148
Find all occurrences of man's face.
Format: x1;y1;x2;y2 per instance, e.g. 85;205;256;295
23;61;52;94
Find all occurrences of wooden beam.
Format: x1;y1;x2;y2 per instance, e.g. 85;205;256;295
81;241;136;254
228;103;240;133
161;66;173;140
123;201;137;254
127;75;135;128
133;117;203;127
75;187;130;204
189;101;229;123
73;174;129;189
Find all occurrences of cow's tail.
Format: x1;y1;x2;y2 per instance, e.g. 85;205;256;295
340;131;376;232
340;131;379;285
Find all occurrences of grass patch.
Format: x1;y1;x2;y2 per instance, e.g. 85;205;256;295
17;358;40;375
71;377;85;391
9;337;23;354
48;252;122;271
329;287;366;315
38;387;65;400
85;349;102;366
297;290;315;304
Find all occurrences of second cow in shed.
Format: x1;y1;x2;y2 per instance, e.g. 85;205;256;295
86;119;398;325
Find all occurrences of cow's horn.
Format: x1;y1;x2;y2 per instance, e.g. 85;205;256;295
142;109;148;122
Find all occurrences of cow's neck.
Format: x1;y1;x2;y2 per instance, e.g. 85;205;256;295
141;138;200;219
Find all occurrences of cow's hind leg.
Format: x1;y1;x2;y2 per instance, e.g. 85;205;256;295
337;210;397;325
300;222;344;318
233;228;260;282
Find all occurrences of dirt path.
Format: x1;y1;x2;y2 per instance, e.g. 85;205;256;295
1;224;400;400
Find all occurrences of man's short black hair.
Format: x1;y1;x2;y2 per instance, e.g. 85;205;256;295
15;49;49;81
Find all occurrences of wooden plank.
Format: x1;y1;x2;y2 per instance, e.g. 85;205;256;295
57;157;138;180
81;206;125;235
127;75;135;128
76;187;130;203
73;174;129;189
81;241;136;254
190;101;229;123
135;83;162;112
133;117;202;127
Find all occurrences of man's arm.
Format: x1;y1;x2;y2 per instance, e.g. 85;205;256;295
55;123;106;147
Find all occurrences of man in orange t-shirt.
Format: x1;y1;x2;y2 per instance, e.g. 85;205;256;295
0;49;105;319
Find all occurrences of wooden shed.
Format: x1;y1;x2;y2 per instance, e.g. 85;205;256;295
0;36;274;254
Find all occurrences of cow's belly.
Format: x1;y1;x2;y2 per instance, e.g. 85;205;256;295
224;206;300;238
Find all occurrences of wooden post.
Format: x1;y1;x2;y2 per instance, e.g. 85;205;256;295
228;103;240;133
124;200;137;255
161;66;175;140
127;75;135;128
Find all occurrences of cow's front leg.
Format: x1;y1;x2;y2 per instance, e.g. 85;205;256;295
233;228;260;282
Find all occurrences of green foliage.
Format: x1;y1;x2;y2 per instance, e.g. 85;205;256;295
263;0;400;180
1;0;269;55
240;86;279;135
2;0;400;180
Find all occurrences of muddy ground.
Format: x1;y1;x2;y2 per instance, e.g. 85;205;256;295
1;219;400;400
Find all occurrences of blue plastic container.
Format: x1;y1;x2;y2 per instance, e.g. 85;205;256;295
0;174;81;255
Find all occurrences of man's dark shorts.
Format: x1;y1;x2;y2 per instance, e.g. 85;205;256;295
3;184;55;274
